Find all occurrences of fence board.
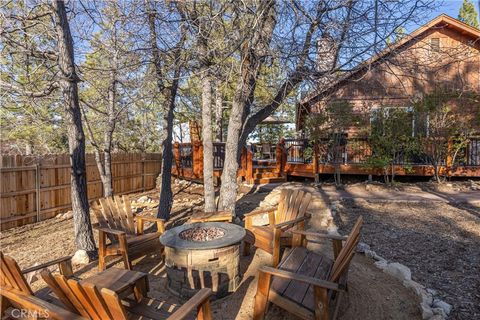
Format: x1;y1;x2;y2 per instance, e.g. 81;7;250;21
0;153;161;230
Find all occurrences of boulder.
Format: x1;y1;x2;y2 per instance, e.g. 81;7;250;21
374;260;388;270
356;242;371;253
62;211;74;220
137;196;150;203
384;262;411;281
432;299;452;316
72;250;90;265
421;302;434;319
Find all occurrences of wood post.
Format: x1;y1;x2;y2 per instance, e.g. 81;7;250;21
313;143;319;183
141;154;145;192
246;147;254;184
446;138;453;177
193;141;203;179
35;163;41;223
173;142;181;176
253;270;271;320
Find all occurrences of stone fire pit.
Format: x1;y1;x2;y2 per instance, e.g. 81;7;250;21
160;222;245;299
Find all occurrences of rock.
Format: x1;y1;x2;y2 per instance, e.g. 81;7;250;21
72;250;90;265
421;302;434;319
364;249;386;262
384;262;411;281
62;211;74;220
137;196;150;203
374;260;388;270
426;288;437;296
356;242;370;253
432;299;452;315
427;315;444;320
431;308;447;318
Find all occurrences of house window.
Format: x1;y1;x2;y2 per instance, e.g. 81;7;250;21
370;106;414;136
430;38;440;53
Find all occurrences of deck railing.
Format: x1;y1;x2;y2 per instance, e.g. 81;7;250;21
171;137;480;181
179;143;193;168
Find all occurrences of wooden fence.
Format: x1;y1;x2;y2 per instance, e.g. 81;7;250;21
1;153;161;231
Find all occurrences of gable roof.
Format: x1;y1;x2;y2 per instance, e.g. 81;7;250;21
299;14;480;108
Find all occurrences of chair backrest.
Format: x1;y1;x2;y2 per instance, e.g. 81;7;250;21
41;271;128;320
275;189;312;225
92;195;136;235
329;216;363;282
0;252;33;295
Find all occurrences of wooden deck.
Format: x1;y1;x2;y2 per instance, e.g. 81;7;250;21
171;139;480;183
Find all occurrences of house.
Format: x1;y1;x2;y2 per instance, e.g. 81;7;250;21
295;14;480;177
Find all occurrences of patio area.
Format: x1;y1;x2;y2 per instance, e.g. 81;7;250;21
4;180;478;319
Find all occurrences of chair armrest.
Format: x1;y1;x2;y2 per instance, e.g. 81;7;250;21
93;225;126;236
167;288;212;320
137;216;165;234
289;230;348;241
259;266;344;291
22;256;72;275
274;215;310;230
2;288;86;320
243;207;276;218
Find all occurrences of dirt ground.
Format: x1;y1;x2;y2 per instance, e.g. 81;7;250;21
334;198;480;320
1;181;424;319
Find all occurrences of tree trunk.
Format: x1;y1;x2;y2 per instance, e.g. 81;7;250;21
101;65;117;198
202;74;216;212
52;0;96;256
218;1;276;214
214;81;223;142
147;1;184;219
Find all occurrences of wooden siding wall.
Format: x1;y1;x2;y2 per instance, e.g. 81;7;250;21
0;153;161;230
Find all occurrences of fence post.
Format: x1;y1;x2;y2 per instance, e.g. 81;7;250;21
35;163;41;222
141;153;145;192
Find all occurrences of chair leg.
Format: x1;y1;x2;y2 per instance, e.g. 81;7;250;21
313;287;329;320
197;299;212;320
98;230;107;271
118;234;132;270
253;270;271;320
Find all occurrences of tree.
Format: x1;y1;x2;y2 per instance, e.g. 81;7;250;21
212;0;433;214
79;1;141;197
146;0;187;220
1;1;97;256
413;90;480;182
366;108;418;184
458;0;479;28
305;101;362;186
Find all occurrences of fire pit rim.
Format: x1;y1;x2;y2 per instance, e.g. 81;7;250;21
159;222;246;250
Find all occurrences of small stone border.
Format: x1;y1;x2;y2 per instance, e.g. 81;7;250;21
356;243;452;320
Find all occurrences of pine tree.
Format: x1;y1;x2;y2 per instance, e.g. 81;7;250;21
458;0;479;28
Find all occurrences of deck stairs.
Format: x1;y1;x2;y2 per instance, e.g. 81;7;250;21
250;166;286;184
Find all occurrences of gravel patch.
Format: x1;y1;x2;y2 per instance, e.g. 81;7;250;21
334;199;480;320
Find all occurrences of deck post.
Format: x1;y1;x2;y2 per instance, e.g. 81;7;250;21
193;141;203;179
276;139;286;177
240;147;247;179
246;147;254;184
173;142;181;176
313;142;319;183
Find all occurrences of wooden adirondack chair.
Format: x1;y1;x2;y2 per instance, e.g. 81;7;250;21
91;195;165;270
253;216;363;320
40;270;212;320
0;252;83;320
243;189;313;266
